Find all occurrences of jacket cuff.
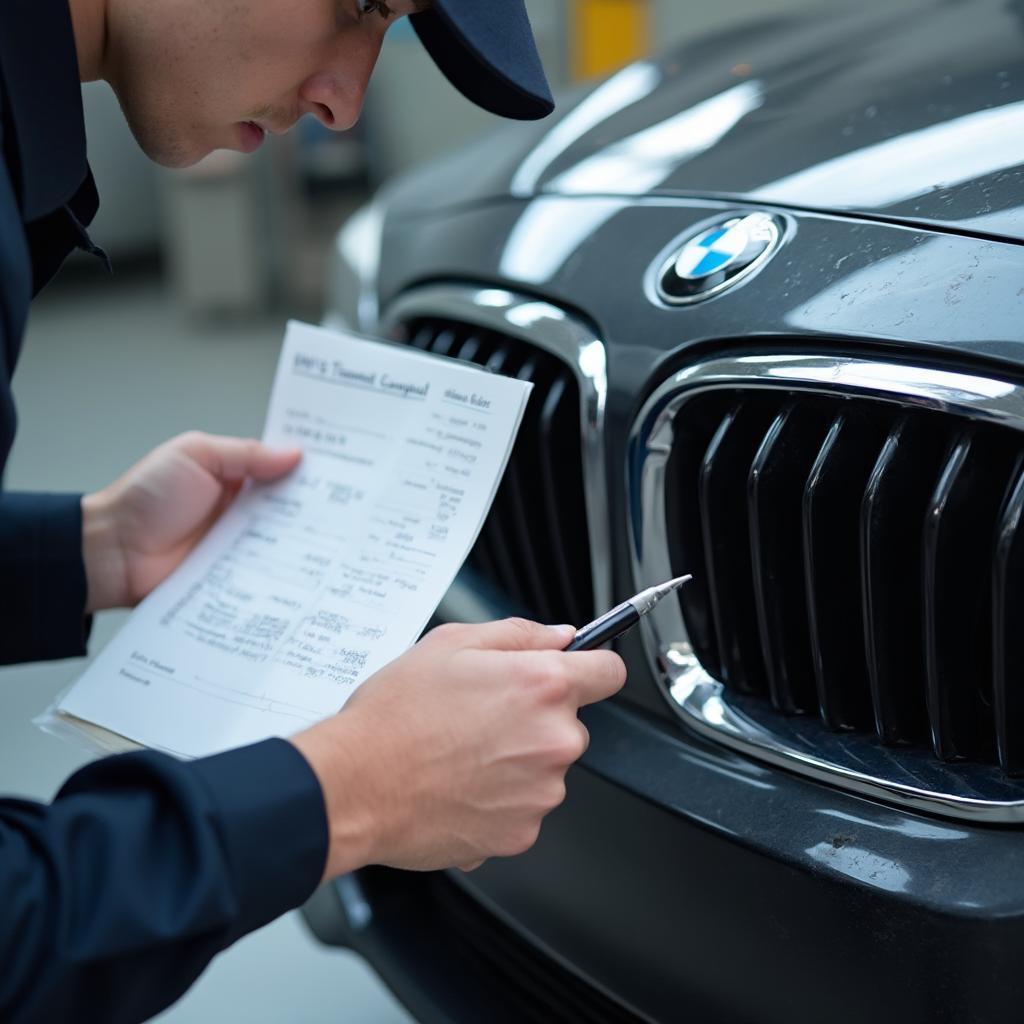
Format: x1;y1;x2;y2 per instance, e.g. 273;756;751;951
188;738;329;933
0;491;91;665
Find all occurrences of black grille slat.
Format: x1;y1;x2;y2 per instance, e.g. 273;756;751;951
427;326;459;357
477;343;533;612
503;354;555;623
663;397;729;679
538;375;588;626
748;403;830;715
395;317;594;626
455;334;485;363
450;333;509;592
536;360;594;625
458;342;524;606
860;415;946;745
994;460;1024;774
922;434;976;761
924;431;1019;763
802;412;882;731
409;324;435;349
700;401;776;695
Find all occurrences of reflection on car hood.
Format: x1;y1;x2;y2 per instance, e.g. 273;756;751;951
388;0;1024;241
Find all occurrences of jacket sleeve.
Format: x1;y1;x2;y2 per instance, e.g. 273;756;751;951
0;491;92;665
0;737;329;1024
0;116;91;667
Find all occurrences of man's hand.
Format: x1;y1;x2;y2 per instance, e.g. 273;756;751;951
81;432;301;611
290;617;627;880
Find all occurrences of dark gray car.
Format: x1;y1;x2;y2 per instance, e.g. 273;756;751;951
306;3;1024;1021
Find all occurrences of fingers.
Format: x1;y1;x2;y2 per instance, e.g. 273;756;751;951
176;432;302;483
428;617;576;653
509;648;625;708
458;860;485;873
425;619;625;707
577;720;590;755
568;650;627;707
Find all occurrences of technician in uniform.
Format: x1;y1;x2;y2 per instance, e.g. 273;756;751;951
0;1;626;1020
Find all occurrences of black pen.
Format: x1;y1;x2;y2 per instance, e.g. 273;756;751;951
565;575;693;652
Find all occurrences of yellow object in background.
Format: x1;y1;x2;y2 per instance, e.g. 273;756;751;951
571;0;652;81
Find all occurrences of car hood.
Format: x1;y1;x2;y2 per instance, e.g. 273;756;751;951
386;0;1024;242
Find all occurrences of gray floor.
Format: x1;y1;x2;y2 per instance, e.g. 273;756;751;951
0;271;413;1023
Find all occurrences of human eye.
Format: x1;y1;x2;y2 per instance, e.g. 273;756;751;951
357;0;392;18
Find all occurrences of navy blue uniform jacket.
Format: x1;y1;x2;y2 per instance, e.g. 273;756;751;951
0;2;329;1020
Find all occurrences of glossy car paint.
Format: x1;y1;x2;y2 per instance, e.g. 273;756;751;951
381;0;1024;240
310;3;1024;1021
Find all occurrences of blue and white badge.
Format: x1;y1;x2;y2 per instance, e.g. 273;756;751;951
653;212;783;305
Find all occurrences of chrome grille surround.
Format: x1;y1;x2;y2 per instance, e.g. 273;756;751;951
629;353;1024;824
380;284;611;620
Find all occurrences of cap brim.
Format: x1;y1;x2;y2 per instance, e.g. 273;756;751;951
410;0;555;120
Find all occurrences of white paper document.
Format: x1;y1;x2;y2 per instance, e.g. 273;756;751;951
59;321;532;758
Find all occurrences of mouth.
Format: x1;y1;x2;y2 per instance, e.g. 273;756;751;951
238;120;266;153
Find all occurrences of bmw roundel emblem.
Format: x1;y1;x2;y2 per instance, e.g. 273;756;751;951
654;212;784;305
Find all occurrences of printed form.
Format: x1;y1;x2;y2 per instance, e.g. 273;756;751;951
58;321;532;758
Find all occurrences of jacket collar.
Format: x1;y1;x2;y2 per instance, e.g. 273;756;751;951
0;0;88;221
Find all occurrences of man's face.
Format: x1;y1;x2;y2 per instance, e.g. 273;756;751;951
105;0;425;168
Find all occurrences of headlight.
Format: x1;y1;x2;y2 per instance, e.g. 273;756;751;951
323;197;386;334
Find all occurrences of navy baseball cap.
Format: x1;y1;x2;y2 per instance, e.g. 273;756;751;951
410;0;555;120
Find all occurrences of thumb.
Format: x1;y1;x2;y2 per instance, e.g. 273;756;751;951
178;433;302;484
243;443;303;482
458;617;576;652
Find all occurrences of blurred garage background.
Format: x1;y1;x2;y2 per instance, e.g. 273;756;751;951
1;1;845;1020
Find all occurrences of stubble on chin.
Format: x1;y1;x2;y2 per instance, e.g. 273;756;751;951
131;118;208;169
113;89;209;168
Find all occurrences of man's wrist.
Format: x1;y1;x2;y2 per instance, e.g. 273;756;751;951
289;717;382;881
81;490;127;612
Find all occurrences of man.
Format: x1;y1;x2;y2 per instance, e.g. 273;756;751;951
0;1;626;1021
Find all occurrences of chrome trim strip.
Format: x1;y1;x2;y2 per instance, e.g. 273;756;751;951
629;353;1024;823
379;284;612;618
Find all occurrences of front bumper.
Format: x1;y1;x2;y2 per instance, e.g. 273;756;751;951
304;698;1024;1024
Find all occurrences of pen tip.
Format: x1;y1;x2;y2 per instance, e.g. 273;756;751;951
650;575;692;596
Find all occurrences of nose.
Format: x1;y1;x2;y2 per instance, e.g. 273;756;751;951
299;35;382;132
